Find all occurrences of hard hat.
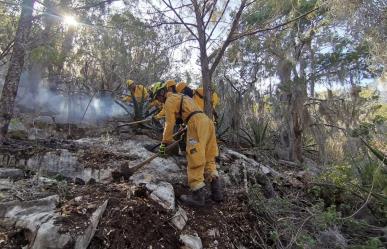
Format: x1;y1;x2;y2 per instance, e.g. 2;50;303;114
151;82;166;100
195;87;204;96
176;82;187;93
165;79;176;88
127;79;134;86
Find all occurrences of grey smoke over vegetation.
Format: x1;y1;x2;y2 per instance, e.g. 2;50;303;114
1;70;130;124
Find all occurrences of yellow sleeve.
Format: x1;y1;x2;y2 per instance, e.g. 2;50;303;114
122;95;132;103
212;92;220;108
162;97;177;144
154;106;165;120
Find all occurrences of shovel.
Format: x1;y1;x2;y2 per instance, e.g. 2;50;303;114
117;118;152;128
117;127;187;179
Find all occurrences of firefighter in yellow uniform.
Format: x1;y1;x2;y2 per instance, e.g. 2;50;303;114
151;79;177;120
122;80;148;104
153;84;223;207
176;82;194;98
193;86;220;120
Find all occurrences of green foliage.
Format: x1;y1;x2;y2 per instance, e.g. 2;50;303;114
350;238;383;249
321;163;357;187
240;118;270;148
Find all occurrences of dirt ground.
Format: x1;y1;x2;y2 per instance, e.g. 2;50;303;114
1;181;260;249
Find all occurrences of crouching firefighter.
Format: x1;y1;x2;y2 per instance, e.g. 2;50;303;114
153;84;224;207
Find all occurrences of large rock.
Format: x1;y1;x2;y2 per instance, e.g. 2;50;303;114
146;181;175;210
180;234;203;249
0;195;108;249
317;228;347;249
0;168;24;179
8;118;28;139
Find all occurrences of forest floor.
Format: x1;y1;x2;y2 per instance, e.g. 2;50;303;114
0;120;386;249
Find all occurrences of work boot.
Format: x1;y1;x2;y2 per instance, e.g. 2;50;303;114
210;176;224;202
180;187;205;207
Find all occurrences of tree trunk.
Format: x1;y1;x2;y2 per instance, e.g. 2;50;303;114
192;0;213;118
0;0;35;141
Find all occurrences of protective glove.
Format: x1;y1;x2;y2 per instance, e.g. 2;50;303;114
152;115;159;123
158;143;167;157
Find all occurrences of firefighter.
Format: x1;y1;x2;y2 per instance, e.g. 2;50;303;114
176;81;194;98
193;86;220;121
153;84;223;207
122;79;148;104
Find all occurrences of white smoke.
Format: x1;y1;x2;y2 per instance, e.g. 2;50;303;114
0;69;131;124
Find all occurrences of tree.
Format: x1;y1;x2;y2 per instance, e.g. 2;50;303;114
147;0;314;117
0;0;35;141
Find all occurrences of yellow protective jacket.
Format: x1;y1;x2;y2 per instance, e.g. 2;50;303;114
148;100;165;120
123;85;148;103
193;87;220;111
162;93;202;144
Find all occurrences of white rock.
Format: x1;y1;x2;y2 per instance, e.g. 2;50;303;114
147;181;175;210
223;148;280;176
179;234;203;249
0;195;108;249
0;168;24;179
74;200;108;249
172;207;188;230
207;228;220;238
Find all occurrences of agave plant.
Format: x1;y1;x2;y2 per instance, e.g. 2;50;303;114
240;117;270;148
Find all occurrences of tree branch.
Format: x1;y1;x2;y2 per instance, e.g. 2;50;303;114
209;0;247;75
231;7;320;41
161;0;199;40
206;0;230;42
74;0;119;10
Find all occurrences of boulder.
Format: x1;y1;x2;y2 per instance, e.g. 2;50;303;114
180;234;203;249
317;228;347;249
8;118;28;139
146;181;175;210
0;168;24;180
0;195;108;249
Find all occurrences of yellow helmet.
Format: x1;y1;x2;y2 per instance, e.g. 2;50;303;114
127;79;134;86
165;79;176;88
176;82;187;93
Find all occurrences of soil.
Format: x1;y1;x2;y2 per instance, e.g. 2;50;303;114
78;148;139;169
87;183;261;249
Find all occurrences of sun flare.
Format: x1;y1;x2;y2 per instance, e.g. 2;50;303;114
63;15;78;26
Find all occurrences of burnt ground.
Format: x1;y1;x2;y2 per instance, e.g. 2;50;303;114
1;182;259;249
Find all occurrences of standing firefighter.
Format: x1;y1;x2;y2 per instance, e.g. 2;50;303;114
123;80;148;104
153;84;223;207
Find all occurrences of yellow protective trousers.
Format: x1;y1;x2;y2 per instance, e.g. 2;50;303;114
186;113;219;190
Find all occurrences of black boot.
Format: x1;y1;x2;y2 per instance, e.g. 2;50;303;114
211;177;224;202
180;187;205;207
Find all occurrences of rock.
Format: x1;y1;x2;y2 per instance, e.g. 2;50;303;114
171;207;188;230
8;118;28;139
0;195;73;248
28;128;52;140
32;116;55;129
146;181;175;210
74;177;85;185
317;228;347;249
0;195;108;249
0;168;24;180
180;234;203;249
207;228;220;238
223;148;279;176
74;200;108;249
74;196;83;202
